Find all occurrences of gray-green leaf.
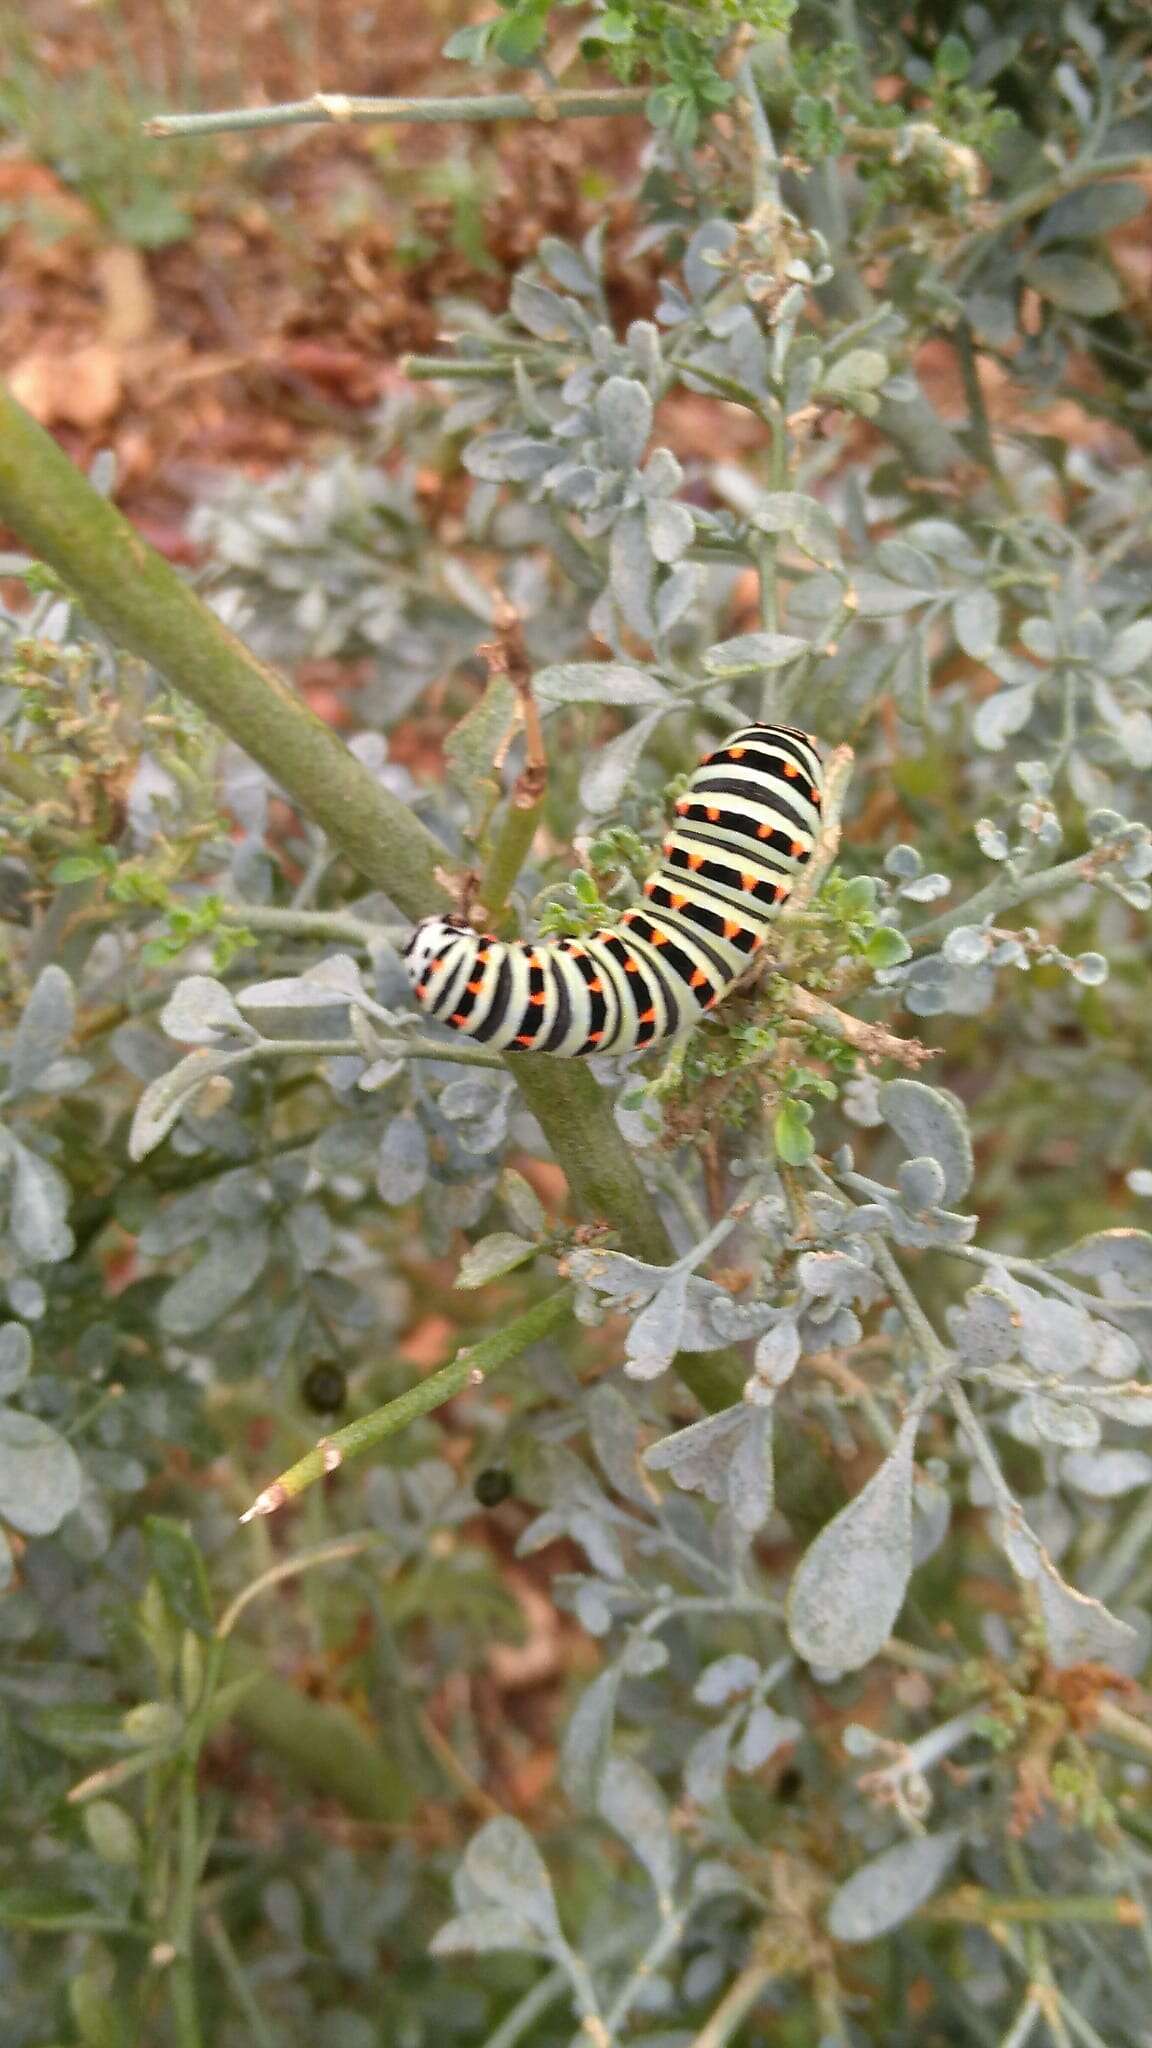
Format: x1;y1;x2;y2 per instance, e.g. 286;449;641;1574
460;1817;561;1940
455;1234;538;1289
0;1408;83;1536
158;1225;270;1337
880;1080;973;1203
580;709;668;815
703;632;808;676
953;589;1001;661
788;1414;918;1673
0;1323;32;1397
128;1050;250;1161
1022;250;1123;317
533;662;671;709
8;1141;74;1265
827;1829;962;1943
598;1757;679;1906
8;966;76;1096
160;976;247;1046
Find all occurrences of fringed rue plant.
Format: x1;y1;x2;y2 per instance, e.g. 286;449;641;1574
1;4;1152;2044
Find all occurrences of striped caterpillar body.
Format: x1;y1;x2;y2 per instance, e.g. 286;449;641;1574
404;723;823;1059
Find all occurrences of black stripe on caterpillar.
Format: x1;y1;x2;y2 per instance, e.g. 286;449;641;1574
403;723;823;1058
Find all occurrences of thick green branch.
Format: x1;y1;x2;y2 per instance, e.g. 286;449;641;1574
241;1288;575;1517
147;86;648;139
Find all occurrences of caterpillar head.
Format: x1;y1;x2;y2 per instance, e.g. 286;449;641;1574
403;916;468;994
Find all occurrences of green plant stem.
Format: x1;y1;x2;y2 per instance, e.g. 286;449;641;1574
403;354;522;381
911;850;1118;948
603;1907;690;2034
956;318;1016;510
944;152;1152;284
690;1952;776;2048
169;1756;206;2048
247;1032;506;1070
1095;1698;1152;1766
240;1288;574;1518
480;1966;578;2048
203;1913;278;2048
218;1532;392;1639
480;796;544;923
219;901;407;948
146;86;649;139
922;1889;1145;1927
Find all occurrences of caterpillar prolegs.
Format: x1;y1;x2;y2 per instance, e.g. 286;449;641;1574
403;723;823;1059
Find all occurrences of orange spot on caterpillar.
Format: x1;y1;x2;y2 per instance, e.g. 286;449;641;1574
530;992;547;1006
723;920;742;939
669;893;687;910
706;806;720;822
450;1013;469;1026
784;763;799;778
466;980;484;994
775;883;788;901
650;929;669;946
687;853;704;871
643;878;657;894
515;1032;536;1046
791;841;804;857
741;873;758;892
637;1008;656;1024
675;797;691;814
588;977;603;993
586;1030;603;1044
728;745;746;759
625;958;639;973
757;822;773;839
690;969;708;988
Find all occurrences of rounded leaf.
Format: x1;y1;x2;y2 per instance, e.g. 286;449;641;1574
788;1416;918;1674
0;1323;32;1398
879;1080;973;1204
461;1817;560;1940
828;1829;962;1943
0;1408;82;1536
8;965;76;1096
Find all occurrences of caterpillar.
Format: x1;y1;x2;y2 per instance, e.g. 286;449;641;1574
403;722;823;1059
